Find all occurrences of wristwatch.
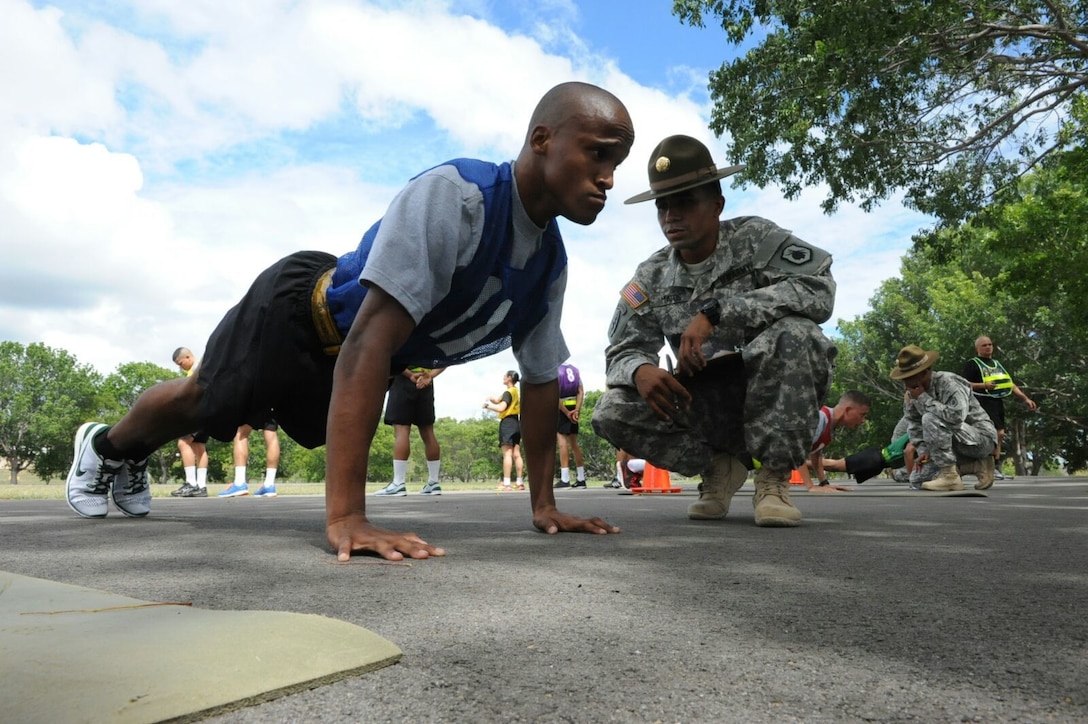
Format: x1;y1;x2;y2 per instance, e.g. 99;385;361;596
696;298;721;326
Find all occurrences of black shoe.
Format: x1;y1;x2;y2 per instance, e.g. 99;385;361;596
571;479;587;489
604;478;621;489
182;486;208;498
171;483;194;497
553;481;571;489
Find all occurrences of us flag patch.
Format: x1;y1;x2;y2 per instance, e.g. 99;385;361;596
621;281;649;308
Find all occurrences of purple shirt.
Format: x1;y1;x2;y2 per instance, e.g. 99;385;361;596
558;364;582;399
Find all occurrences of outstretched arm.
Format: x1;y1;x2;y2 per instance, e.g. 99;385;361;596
1013;383;1037;411
325;286;446;562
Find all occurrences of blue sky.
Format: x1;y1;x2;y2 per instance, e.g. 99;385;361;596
0;0;930;420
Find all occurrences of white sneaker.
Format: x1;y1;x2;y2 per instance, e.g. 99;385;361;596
111;458;151;517
419;481;442;496
374;481;407;497
66;422;122;519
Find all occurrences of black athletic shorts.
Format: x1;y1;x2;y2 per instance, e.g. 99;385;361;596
498;416;521;447
194;251;338;449
976;396;1006;431
181;431;210;444
557;410;579;435
384;374;436;427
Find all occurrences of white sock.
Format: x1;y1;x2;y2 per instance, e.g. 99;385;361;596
616;462;623;480
392;460;408;485
427;460;441;483
264;468;276;486
576;466;585;481
503;477;511;485
560;467;570;483
628;459;646;473
185;466;196;485
234;466;247;485
196;467;208;488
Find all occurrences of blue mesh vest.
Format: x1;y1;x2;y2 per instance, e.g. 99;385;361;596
325;159;566;369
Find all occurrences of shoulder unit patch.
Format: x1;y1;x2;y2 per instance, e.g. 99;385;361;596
781;244;812;265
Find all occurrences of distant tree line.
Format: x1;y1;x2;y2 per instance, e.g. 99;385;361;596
0;342;620;485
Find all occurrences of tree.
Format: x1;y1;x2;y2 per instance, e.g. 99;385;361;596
0;342;100;484
829;152;1088;474
575;390;620;480
674;0;1088;220
437;416;498;482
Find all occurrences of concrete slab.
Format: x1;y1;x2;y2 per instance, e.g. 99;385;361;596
0;571;400;723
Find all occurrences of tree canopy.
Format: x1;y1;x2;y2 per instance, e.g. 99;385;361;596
674;0;1088;220
828;148;1087;473
0;342;100;484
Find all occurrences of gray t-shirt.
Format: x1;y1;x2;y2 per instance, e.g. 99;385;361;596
360;162;568;384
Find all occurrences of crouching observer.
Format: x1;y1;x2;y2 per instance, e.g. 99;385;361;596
592;135;837;527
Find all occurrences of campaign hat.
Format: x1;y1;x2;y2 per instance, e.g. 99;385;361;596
624;135;745;204
889;345;940;380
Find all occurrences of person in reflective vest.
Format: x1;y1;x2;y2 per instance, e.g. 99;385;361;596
962;336;1037;476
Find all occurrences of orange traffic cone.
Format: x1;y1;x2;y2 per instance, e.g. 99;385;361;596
789;468;804;485
633;462;683;494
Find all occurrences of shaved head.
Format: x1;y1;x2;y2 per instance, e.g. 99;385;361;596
513;81;634;227
525;82;630;142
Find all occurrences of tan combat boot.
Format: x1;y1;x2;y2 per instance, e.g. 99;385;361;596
921;465;964;491
973;456;995;490
752;468;802;527
688;453;748;520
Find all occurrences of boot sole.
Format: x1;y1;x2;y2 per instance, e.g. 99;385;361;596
688;511;727;520
754;516;801;527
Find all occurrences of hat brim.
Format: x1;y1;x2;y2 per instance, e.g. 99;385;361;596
889;350;940;380
624;164;746;205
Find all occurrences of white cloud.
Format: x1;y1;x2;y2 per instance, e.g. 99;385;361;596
0;0;928;424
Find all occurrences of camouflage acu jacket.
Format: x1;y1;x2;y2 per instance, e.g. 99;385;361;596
604;216;836;387
904;371;997;445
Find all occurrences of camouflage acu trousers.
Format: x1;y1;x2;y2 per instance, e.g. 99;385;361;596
920;412;997;468
593;317;836;475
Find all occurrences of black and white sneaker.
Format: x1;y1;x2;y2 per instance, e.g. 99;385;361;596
171;483;195;497
66;422;120;519
111;458;151;517
571;479;587;489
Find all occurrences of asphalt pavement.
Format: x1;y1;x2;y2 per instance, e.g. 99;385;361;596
2;476;1086;722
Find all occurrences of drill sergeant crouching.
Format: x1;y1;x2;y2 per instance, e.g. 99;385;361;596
592;135;837;527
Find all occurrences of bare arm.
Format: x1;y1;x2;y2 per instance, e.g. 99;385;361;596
484;393;509;412
325;286;445;562
1013;383;1037;410
520;380;620;536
